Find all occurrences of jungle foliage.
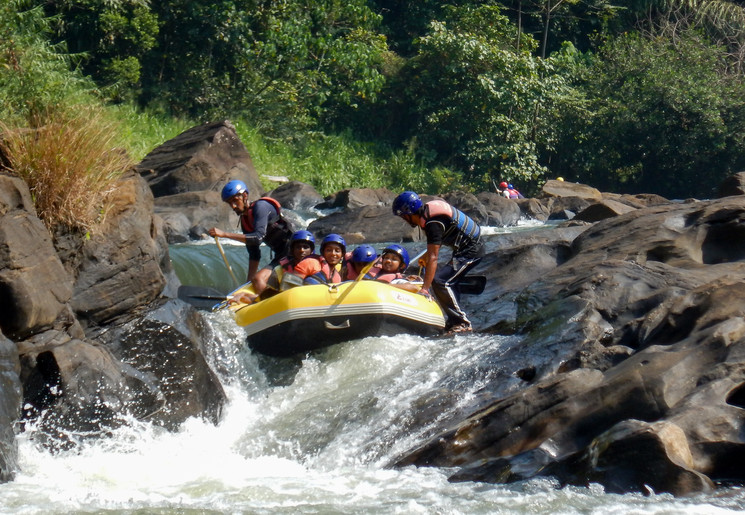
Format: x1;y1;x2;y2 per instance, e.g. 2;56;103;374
3;0;745;199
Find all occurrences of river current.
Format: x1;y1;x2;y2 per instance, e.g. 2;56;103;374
2;223;744;513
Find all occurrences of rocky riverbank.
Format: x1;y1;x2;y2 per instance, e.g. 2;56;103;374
2;120;745;495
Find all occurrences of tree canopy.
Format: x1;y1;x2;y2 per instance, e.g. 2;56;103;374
3;0;745;198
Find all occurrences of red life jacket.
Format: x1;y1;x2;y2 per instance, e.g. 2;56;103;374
240;197;282;233
374;271;404;283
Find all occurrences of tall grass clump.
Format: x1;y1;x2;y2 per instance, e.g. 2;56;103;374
0;107;132;233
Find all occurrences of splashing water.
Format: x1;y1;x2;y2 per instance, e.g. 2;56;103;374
2;308;744;514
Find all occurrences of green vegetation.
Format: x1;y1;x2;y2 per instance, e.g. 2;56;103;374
2;0;745;233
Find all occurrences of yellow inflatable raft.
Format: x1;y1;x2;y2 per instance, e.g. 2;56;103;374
226;281;446;356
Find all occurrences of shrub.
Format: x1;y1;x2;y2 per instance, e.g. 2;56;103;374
0;107;132;233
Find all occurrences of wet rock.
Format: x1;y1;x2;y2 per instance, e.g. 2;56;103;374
17;330;163;450
153;190;231;243
580;419;715;495
442;191;489;226
0;330;20;481
514;197;549;221
94;299;226;430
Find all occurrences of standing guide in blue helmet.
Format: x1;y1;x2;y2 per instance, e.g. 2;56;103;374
208;180;293;295
392;191;484;333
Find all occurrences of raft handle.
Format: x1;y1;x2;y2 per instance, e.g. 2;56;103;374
324;319;351;330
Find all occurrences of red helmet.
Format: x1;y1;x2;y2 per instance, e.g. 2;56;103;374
499;181;508;189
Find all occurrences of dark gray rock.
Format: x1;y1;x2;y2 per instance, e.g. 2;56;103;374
317;187;394;210
396;196;745;495
442;191;488;226
717;171;745;198
153;190;232;243
94;299;226;430
476;192;521;226
308;204;420;244
0;330;20;481
17;329;164;451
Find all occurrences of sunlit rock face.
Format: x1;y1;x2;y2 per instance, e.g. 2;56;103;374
399;196;745;496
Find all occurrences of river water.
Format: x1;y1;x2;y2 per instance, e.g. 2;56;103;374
2;225;745;513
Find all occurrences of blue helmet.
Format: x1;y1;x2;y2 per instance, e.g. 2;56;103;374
290;230;315;252
321;233;346;254
392;191;422;216
382;244;410;270
351;244;377;263
508;183;514;189
221;180;248;202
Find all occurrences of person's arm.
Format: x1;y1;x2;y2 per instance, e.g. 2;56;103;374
420;243;440;296
208;227;248;243
208;201;274;245
420;219;445;296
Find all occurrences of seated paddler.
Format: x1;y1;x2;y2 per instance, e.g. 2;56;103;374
231;230;320;303
374;244;422;293
343;244;379;281
304;234;346;285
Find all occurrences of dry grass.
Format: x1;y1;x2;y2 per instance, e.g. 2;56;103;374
0;106;132;233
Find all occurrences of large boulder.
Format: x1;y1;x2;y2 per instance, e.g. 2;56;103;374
95;299;226;429
69;171;167;326
442;191;489;226
17;329;164;450
308;204;419;244
318;187;395;210
476;192;521;226
717;171;745;198
136;120;262;199
396;196;745;495
153;190;231;243
0;174;74;339
541;179;602;201
136;121;263;243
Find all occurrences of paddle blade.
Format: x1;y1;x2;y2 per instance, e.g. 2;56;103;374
459;275;486;295
177;285;227;310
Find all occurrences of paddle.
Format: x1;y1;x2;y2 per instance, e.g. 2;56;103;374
459;275;486;295
214;236;239;287
177;285;227;310
404;249;486;295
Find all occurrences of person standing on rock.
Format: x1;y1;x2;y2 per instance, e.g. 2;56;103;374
392;191;484;333
208;180;293;294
